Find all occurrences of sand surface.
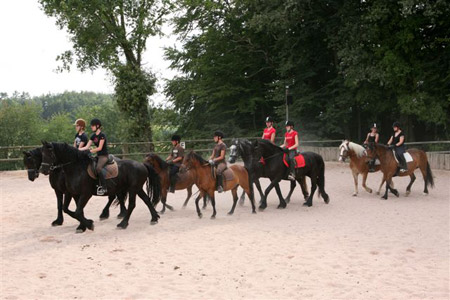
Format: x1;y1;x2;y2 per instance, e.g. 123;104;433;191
1;162;449;299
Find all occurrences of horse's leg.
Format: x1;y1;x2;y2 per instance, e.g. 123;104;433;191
259;178;281;210
389;178;399;197
194;193;203;218
63;194;77;220
117;193;127;219
228;188;239;215
117;192;136;229
419;163;430;195
284;180;296;203
274;183;286;209
202;194;208;209
405;173;416;196
238;189;246;206
99;195;115;220
210;192;217;219
160;195;167;214
304;176;317;207
300;176;309;200
136;189;159;224
52;190;64;226
74;195;94;233
254;179;265;204
183;186;193;208
361;171;373;193
352;170;359;196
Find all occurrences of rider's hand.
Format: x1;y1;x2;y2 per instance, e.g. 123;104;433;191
388;144;395;149
283;147;289;153
208;159;215;165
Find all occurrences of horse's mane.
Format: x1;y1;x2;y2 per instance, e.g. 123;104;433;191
187;151;208;164
51;142;91;163
147;153;169;170
348;142;366;157
29;147;42;158
257;139;283;152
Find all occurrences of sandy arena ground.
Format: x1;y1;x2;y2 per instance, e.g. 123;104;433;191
1;162;449;299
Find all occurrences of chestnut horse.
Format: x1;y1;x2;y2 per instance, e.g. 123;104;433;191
338;140;388;196
144;153;207;212
365;143;434;200
181;151;256;218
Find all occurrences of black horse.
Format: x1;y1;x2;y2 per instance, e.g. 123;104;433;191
39;142;161;232
23;148;127;226
228;139;309;206
255;139;330;208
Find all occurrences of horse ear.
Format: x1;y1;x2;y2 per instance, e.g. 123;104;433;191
23;151;30;157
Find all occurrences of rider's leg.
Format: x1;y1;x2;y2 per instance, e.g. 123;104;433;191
216;163;226;193
368;158;376;172
288;150;296;180
169;165;179;193
395;147;407;172
96;155;108;195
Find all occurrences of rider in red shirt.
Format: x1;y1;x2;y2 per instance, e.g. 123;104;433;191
280;121;299;180
262;116;276;143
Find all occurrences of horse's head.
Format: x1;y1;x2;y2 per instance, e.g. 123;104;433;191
40;141;57;175
338;140;350;162
144;153;158;168
23;148;41;181
228;139;241;163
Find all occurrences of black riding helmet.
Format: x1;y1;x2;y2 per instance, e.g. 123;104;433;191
90;118;102;127
265;116;274;123
285;120;294;127
370;123;378;130
214;130;224;139
392;121;401;129
171;134;181;142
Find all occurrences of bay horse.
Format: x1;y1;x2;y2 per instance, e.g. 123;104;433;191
255;139;330;208
40;142;161;232
23;148;127;226
144;153;208;212
338;140;388;196
181;151;256;218
228;139;309;205
365;143;434;199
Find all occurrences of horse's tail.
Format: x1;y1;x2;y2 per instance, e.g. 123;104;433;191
144;163;162;206
317;155;329;203
425;161;434;188
245;166;255;201
113;193;128;207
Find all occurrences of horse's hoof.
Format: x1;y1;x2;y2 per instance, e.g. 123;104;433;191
302;202;312;207
198;213;203;219
227;211;233;215
51;220;63;226
159;210;165;215
285;198;291;204
252;210;257;214
117;222;128;229
99;216;109;221
277;204;286;209
150;220;158;225
117;213;125;219
381;196;388;200
423;192;428;196
99;212;109;220
76;228;85;233
86;220;94;231
324;197;330;204
393;190;399;197
405;191;410;197
182;205;187;209
376;191;380;195
352;193;357;197
210;215;216;219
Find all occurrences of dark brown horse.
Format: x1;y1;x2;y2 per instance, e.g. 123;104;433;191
365;143;434;199
338;140;388;196
144;153;207;212
181;151;256;218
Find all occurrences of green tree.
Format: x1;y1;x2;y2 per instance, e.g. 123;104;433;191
39;0;172;147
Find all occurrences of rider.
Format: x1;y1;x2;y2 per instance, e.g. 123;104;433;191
364;123;379;172
387;121;407;173
209;130;227;193
165;134;184;193
280;120;299;181
262;116;276;143
78;118;109;195
73;119;88;149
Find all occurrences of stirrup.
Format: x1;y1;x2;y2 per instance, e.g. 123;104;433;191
97;186;107;196
288;173;296;181
217;186;224;193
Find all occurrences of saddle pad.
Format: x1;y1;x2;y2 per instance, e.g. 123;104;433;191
283;153;306;168
223;168;235;182
392;150;413;164
87;161;119;180
259;157;266;165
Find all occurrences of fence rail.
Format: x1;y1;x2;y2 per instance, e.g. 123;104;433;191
1;139;449;170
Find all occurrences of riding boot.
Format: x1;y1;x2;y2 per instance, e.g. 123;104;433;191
217;174;224;193
368;158;376;172
398;156;407;172
169;174;177;193
288;159;296;181
97;171;107;196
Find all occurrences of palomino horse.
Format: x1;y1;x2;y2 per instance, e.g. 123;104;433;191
144;153;208;212
23;147;127;225
40;142;161;232
338;140;388;196
181;151;256;218
365;143;434;199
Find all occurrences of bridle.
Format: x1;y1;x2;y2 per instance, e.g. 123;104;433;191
41;147;72;172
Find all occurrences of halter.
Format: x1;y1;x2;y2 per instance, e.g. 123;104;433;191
40;161;73;171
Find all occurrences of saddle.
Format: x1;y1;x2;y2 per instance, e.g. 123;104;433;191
392;150;413;164
210;165;235;182
283;153;306;168
87;155;119;180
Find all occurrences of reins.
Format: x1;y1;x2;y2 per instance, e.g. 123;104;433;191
41;161;73;171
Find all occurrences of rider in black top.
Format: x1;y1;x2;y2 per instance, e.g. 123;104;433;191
387;121;407;172
364;123;379;172
78;118;109;195
73;119;88;149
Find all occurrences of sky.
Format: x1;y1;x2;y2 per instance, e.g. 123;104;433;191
0;0;179;104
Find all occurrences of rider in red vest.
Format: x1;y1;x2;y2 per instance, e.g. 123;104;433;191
281;120;299;180
262;116;276;143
